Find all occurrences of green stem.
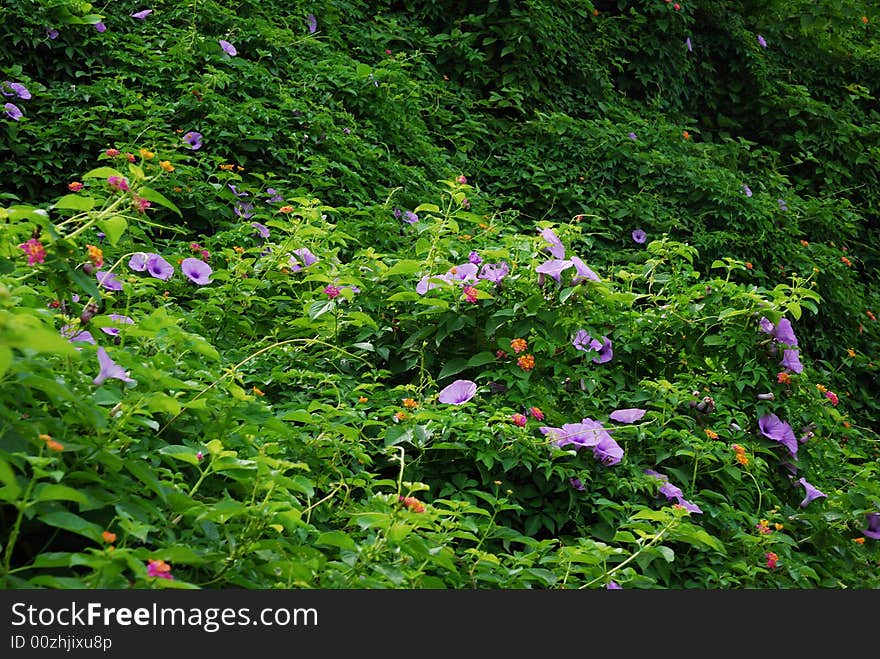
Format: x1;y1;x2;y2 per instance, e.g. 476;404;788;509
1;447;42;580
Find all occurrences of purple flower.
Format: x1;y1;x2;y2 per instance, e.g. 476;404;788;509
131;9;152;19
93;347;135;386
572;329;591;352
289;247;318;272
863;513;880;540
94;21;106;33
606;581;622;590
234;201;255;219
228;183;248;197
145;254;174;281
798;477;826;508
100;314;134;336
541;418;610;449
644;470;702;514
759;316;798;347
219;39;237;56
251;222;270;238
570;256;600;283
631;228;647;244
61;325;95;345
307;13;318;33
2;82;31;100
403;211;419;224
535;258;573;282
778;198;788;211
182;131;203;150
96;271;123;291
685;37;693;52
590;336;613;364
757;34;768;48
416;273;452;294
593;434;623;466
468;251;482;265
759;412;798;459
46;28;59;40
392;207;402;219
437;379;477;405
478;262;509;284
539;228;566;258
4;103;22;121
181;257;213;285
448;263;479;284
569;477;585;491
628;132;637;140
743;184;753;197
780;349;803;374
129;252;148;272
609;408;646;424
265;188;283;202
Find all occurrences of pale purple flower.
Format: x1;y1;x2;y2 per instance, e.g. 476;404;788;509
288;247;318;272
181;257;213;285
863;513;880;540
569;477;585;491
307;13;318;33
590;336;613;364
61;325;95;345
146;254;174;281
219;39;237;56
644;469;702;514
46;28;59;40
570;256;600;283
478;262;509;284
607;581;622;589
182;131;203;150
94;21;106;33
685;37;693;52
228;183;248;197
759;316;798;346
416;273;451;294
2;82;31;100
535;258;573;282
541;418;610;449
780;349;803;374
539;228;565;258
757;34;768;48
593;434;623;466
798;477;826;508
4;103;22;121
131;9;152;19
100;314;134;336
392;207;402;219
609;408;646;424
778;198;788;211
129;252;148;272
468;251;482;265
93;347;135;386
743;184;753;197
631;228;647;244
265;188;283;202
759;413;798;459
403;211;419;224
251;222;270;238
572;329;591;352
96;271;123;291
234;201;255;219
448;263;479;284
758;316;775;335
628;132;637;140
437;379;477;404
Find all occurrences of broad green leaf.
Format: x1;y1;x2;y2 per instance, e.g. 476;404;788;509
315;531;357;551
52;194;95;212
32;484;93;508
98;215;127;246
382;260;425;277
159;445;202;466
438;358;468;380
0;345;11;378
37;511;104;542
83;166;123;180
138;186;182;217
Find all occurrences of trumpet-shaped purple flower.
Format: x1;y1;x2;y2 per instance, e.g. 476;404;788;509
571;256;600;283
757;34;768;48
94;21;106;33
539;228;565;258
609;408;646;424
416;273;452;294
234;201;255;219
47;28;59;39
535;258;572;282
593;434;623;466
590;336;613;364
863;513;880;540
251;222;270;238
96;271;123;291
61;325;95;345
93;347;135;386
131;9;152;19
628;132;637;140
759;412;798;459
265;188;283;202
182;131;203;150
631;228;647;244
129;252;148;272
403;211;419;224
219;39;237;56
685;37;693;52
759;316;798;346
2;81;31;100
4;103;22;121
100;314;134;336
569;477;585;491
644;469;702;514
146;254;174;281
798;477;826;508
448;263;479;284
289;247;318;272
743;184;753;197
541;418;609;449
307;13;318;33
468;251;482;265
780;348;803;374
478;261;509;284
607;581;622;589
181;257;213;285
437;379;477;404
572;329;591;352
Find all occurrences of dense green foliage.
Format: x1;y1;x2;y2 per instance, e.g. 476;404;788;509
1;0;878;589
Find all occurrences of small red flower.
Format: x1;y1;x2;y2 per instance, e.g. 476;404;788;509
511;413;527;427
765;552;778;569
68;181;84;192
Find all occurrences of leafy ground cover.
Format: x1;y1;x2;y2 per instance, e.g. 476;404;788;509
1;0;878;588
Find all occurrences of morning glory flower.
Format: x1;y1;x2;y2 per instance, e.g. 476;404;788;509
307;13;318;33
628;132;637;140
146;254;174;280
757;34;768;48
288;247;319;272
569;477;585;491
593;434;623;466
535;258;573;282
265;188;283;202
234;201;255;219
478;261;509;284
759;412;799;459
4;103;22;121
182;131;203;150
778;198;788;211
590;336;613;364
607;581;622;589
572;329;591;352
437;379;477;404
759;316;798;346
96;271;123;291
46;28;59;39
609;408;646;424
2;81;31;100
181;257;213;285
251;222;270;238
129;252;148;271
780;348;803;374
93;347;135;386
863;513;880;540
743;184;753;197
448;263;479;284
540;419;610;449
570;256;600;283
798;477;827;508
94;21;106;33
416;273;451;294
468;251;482;265
403;211;419;224
100;314;134;336
539;228;566;258
61;325;96;345
131;9;152;19
219;39;237;56
644;470;702;513
685;37;693;52
631;228;647;244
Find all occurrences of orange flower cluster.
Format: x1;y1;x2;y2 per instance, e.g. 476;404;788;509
510;338;528;353
517;354;535;371
732;444;748;466
704;428;719;439
39;433;64;452
402;398;418;409
86;244;104;268
400;496;425;513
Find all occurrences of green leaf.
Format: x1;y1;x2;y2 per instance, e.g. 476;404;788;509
53;194;95;212
37;511;104;542
98;215;127;246
315;531;357;551
159;445;202;466
32;484;93;508
0;345;11;379
83;166;123;180
382;260;425;277
438;358;469;380
138;186;182;217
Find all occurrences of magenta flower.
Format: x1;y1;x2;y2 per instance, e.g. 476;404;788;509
797;477;826;508
307;13;318;33
538;228;565;258
324;285;341;299
181;257;212;285
96;271;123;291
863;513;880;540
759;412;798;459
609;408;646;424
131;9;152;19
100;314;134;336
93;347;135;386
437;379;477;404
107;175;129;192
146;254;174;281
511;413;527;427
631;228;647;244
182;131;203;150
219;39;237;56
